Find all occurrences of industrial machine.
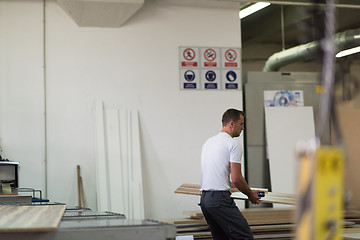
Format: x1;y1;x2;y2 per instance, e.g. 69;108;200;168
242;71;331;208
0;160;19;195
0;206;176;240
0;160;176;239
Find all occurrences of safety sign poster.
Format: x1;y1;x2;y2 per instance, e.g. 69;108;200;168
180;47;199;67
264;90;304;107
179;46;241;90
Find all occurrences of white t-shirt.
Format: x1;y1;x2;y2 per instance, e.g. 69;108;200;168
200;132;242;191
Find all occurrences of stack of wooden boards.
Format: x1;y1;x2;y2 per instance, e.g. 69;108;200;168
161;207;296;239
172;184;360;239
161;207;360;239
175;184;297;205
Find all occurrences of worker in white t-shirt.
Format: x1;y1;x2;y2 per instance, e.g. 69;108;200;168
200;108;261;240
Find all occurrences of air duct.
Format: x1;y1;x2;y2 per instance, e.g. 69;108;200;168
57;0;144;28
263;28;360;72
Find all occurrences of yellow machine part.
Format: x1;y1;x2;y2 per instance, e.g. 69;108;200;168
296;146;344;240
314;147;344;240
296;154;314;240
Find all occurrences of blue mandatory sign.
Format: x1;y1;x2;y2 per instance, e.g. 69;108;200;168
205;70;216;82
184;70;196;82
226;71;237;82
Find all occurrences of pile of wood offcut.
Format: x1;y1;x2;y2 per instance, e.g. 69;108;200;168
165;184;360;239
161;207;296;239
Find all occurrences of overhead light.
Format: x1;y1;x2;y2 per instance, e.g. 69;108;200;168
239;2;271;19
336;46;360;58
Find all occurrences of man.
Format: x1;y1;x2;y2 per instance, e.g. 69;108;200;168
200;108;260;240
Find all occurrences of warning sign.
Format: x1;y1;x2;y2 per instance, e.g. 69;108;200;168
222;69;241;90
180;69;200;90
201;48;219;67
180;47;199;67
222;48;241;68
179;46;241;91
201;69;220;90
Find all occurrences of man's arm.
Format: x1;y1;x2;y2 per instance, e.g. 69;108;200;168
230;162;260;204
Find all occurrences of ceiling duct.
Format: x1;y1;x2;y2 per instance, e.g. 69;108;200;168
263;28;360;72
57;0;144;28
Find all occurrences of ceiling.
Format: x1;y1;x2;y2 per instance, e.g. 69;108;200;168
56;0;360;61
240;1;360;48
57;0;360;48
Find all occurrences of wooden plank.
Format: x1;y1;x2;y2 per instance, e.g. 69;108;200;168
183;211;203;219
175;185;272;196
183;208;296;225
175;187;200;196
179;184;268;194
175;184;297;205
177;226;209;233
159;218;207;225
0;205;66;232
178;232;211;239
251;224;295;232
253;232;295;239
344;227;360;234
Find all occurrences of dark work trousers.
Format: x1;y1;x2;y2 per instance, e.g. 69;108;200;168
200;190;254;240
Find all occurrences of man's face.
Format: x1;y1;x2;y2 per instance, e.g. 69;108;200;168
232;114;245;137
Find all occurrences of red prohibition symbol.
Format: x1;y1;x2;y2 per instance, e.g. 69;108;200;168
225;49;237;62
204;48;216;62
183;48;196;61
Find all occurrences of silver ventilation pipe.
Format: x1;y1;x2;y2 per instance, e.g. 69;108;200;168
263;28;360;72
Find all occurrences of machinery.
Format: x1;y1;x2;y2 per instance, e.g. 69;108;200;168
242;71;331;208
0;206;176;240
0;160;176;239
0;160;19;195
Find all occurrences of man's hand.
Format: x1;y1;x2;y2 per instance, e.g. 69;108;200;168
248;190;261;205
230;162;262;205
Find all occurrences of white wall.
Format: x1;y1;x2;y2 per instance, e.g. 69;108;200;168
0;0;46;193
0;0;244;219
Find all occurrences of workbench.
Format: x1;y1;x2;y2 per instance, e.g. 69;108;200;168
0;206;176;240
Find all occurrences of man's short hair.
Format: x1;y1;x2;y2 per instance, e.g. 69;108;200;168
222;108;245;126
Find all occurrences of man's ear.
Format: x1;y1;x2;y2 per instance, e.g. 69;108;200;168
229;120;234;128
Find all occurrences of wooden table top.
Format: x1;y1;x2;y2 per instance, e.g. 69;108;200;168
0;204;66;232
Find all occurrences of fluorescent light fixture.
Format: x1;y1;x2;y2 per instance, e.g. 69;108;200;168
239;2;271;19
336;46;360;58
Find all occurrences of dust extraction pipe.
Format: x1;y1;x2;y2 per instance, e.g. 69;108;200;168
263;28;360;72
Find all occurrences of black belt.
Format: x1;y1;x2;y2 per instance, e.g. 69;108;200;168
201;190;231;196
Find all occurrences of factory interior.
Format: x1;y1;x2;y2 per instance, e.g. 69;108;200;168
0;0;360;239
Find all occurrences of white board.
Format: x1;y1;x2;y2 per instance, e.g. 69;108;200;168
93;101;144;219
265;107;315;207
106;109;124;214
94;100;109;212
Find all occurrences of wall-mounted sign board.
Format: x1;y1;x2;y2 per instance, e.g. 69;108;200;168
179;46;241;90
